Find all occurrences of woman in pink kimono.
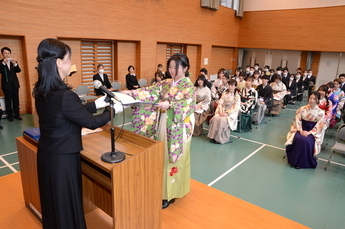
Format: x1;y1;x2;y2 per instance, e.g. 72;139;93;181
285;92;326;169
123;53;196;209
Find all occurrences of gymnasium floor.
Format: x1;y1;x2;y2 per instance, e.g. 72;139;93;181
0;100;345;229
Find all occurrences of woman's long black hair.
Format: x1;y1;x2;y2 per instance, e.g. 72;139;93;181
32;38;72;100
317;84;330;108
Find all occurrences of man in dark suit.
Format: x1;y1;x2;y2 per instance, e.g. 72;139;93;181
253;75;273;124
339;73;345;92
93;64;114;96
0;47;22;121
307;69;316;96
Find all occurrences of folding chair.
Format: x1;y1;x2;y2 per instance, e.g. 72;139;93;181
324;124;345;170
138;78;148;87
111;81;122;91
75;85;97;104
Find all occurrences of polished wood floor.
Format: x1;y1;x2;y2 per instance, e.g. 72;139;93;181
0;172;309;229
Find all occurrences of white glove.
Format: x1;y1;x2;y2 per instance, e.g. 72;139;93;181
95;95;110;109
111;101;124;114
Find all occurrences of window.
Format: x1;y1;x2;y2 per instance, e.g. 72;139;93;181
166;44;183;62
81;40;113;91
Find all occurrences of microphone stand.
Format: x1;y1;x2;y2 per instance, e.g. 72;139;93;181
101;97;126;163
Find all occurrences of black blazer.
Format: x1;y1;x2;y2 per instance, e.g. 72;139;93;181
93;73;112;96
36;89;110;155
341;82;345;92
126;73;140;90
295;78;303;93
286;80;297;95
0;59;21;90
256;84;273;108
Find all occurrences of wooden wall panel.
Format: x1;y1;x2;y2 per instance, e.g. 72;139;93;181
238;5;345;52
185;45;200;83
59;39;83;89
210;46;235;75
156;43;167;73
116;41;137;87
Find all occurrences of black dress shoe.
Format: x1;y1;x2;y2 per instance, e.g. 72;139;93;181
214;140;221;144
8;118;13;122
162;199;175;209
14;116;23;120
210;139;215;143
0;125;3;129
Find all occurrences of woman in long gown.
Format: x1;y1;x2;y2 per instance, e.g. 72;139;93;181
285;92;326;169
123;53;195;209
207;79;241;144
193;74;211;136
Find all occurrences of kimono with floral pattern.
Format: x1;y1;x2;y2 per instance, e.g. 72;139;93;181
131;78;196;163
285;105;326;156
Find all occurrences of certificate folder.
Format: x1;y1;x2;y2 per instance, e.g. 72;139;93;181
23;128;40;145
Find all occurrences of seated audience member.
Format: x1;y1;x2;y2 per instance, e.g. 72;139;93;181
239;77;258;132
199;68;212;89
253;75;273;125
193;75;211;136
285;92;326;169
233;68;241;81
296;67;302;73
211;68;226;100
268;69;276;83
244;65;251;78
281;67;290;87
283;74;297;108
254;63;260;71
339;73;345;92
236;73;246;90
207;79;240;144
332;79;345;121
252;70;262;89
295;72;304;101
208;72;229;123
270;75;287;116
126;65;140;90
248;66;255;77
317;85;334;129
157;64;165;78
151;70;164;85
302;70;309;93
93;64;114;95
307;69;316;96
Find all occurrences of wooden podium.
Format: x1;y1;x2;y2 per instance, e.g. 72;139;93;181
16;126;164;229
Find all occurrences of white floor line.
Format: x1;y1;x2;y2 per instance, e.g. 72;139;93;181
207;144;266;187
1;151;18;156
0;156;18;173
318;157;345;167
118;122;132;127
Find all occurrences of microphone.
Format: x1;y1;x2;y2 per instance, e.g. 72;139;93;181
94;80;121;103
94;80;114;98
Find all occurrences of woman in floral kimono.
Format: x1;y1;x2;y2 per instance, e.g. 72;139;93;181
207;79;241;144
193;74;211;136
285;92;326;169
123;53;196;209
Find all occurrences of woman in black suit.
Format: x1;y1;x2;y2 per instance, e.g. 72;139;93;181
33;38;112;229
125;65;140;90
93;64;114;96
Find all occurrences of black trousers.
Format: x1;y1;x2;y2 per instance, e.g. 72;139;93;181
2;86;20;119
